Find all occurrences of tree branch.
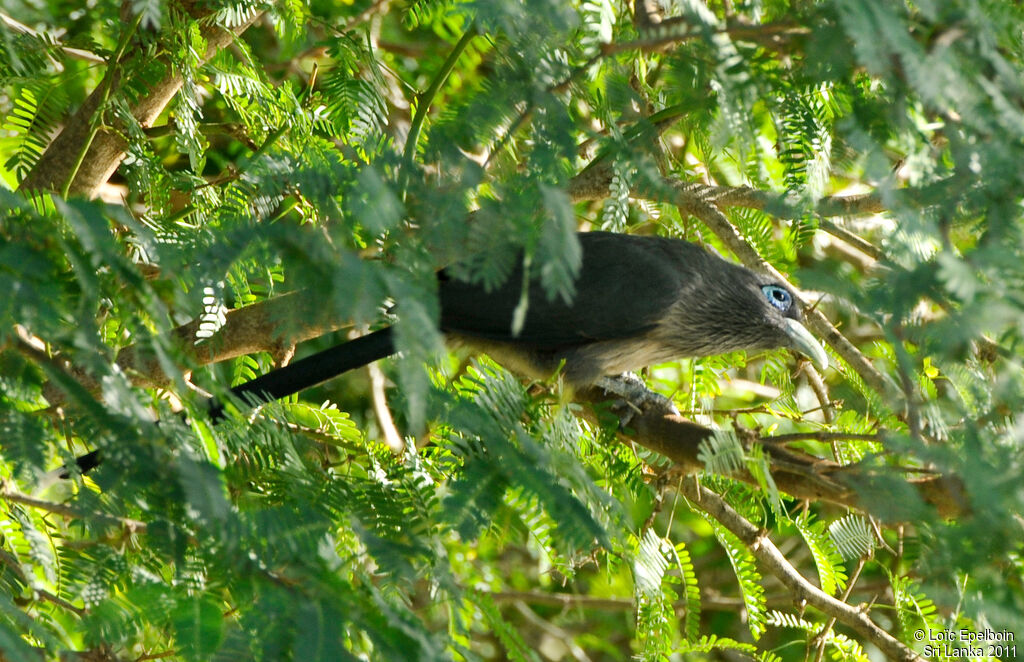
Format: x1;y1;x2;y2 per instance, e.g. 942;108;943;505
0;480;147;534
677;479;922;661
40;289;348;407
574;387;964;519
18;7;263;198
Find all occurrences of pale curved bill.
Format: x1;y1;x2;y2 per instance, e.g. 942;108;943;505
783;318;829;371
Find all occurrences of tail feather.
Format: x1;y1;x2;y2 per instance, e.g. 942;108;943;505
49;328;396;481
209;326;396;420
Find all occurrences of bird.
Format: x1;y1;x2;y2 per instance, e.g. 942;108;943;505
438;231;826;385
61;230;827;476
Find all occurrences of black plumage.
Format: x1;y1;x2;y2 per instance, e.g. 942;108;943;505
62;231;827;477
225;231;826;410
438;231;825;385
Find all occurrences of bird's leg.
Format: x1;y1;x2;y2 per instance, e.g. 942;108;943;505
595;373;680;428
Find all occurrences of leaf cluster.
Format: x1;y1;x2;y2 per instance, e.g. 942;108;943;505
2;0;1024;660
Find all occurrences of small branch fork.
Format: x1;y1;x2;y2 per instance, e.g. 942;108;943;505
18;7;263;198
678;479;922;662
573;387;964;518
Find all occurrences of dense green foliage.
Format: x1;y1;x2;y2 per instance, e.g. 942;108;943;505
2;0;1024;659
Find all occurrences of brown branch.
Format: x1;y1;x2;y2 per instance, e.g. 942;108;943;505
133;650;177;662
340;0;391;33
568;175;890;222
684;184;888;218
692;185;885;260
678;480;922;661
1;480;147;533
39;289;348;407
802;361;835;423
605;17;811;56
18;7;263;198
574;387;964;519
576;387;854;505
488;587;806;614
368;359;404;453
761;432;881;445
0;547;87;617
818;219;883;261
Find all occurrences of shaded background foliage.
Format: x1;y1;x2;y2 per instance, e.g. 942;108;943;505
1;0;1023;660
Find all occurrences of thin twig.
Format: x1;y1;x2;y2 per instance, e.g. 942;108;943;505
760;432;881;444
818;218;883;260
0;547;87;616
1;481;147;533
403;25;478;165
891;326;924;443
367;360;404;453
802;361;835;423
812;557;867;662
677;480;921;661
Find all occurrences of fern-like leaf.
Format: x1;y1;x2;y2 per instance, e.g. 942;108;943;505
792;514;847;597
828;515;874;562
2;82;67;181
600;157;633;231
697;428;745;476
634;529;676;661
669;540;702;642
706;516;767;640
676;633;759;656
470;591;543;662
766;611;869;661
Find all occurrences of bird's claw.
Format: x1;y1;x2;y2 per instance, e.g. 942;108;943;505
596;373;679;429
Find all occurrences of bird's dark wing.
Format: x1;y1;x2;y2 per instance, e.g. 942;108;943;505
439;232;707;347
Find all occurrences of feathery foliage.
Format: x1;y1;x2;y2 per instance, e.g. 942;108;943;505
3;0;1024;659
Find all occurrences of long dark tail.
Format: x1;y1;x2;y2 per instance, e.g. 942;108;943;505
63;327;396;477
209;326;395;420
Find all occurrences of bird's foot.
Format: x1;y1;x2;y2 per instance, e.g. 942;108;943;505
596;373;679;429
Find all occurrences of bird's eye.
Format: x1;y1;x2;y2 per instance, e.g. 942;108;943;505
761;285;792;311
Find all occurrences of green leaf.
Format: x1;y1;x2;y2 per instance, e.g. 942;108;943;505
792;514;847;597
828;515;874;562
707;517;767;640
351;166;404;236
172;595;225;661
177;456;232;524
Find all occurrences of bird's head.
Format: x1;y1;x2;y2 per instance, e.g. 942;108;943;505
755;282;829;371
662;253;828;371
